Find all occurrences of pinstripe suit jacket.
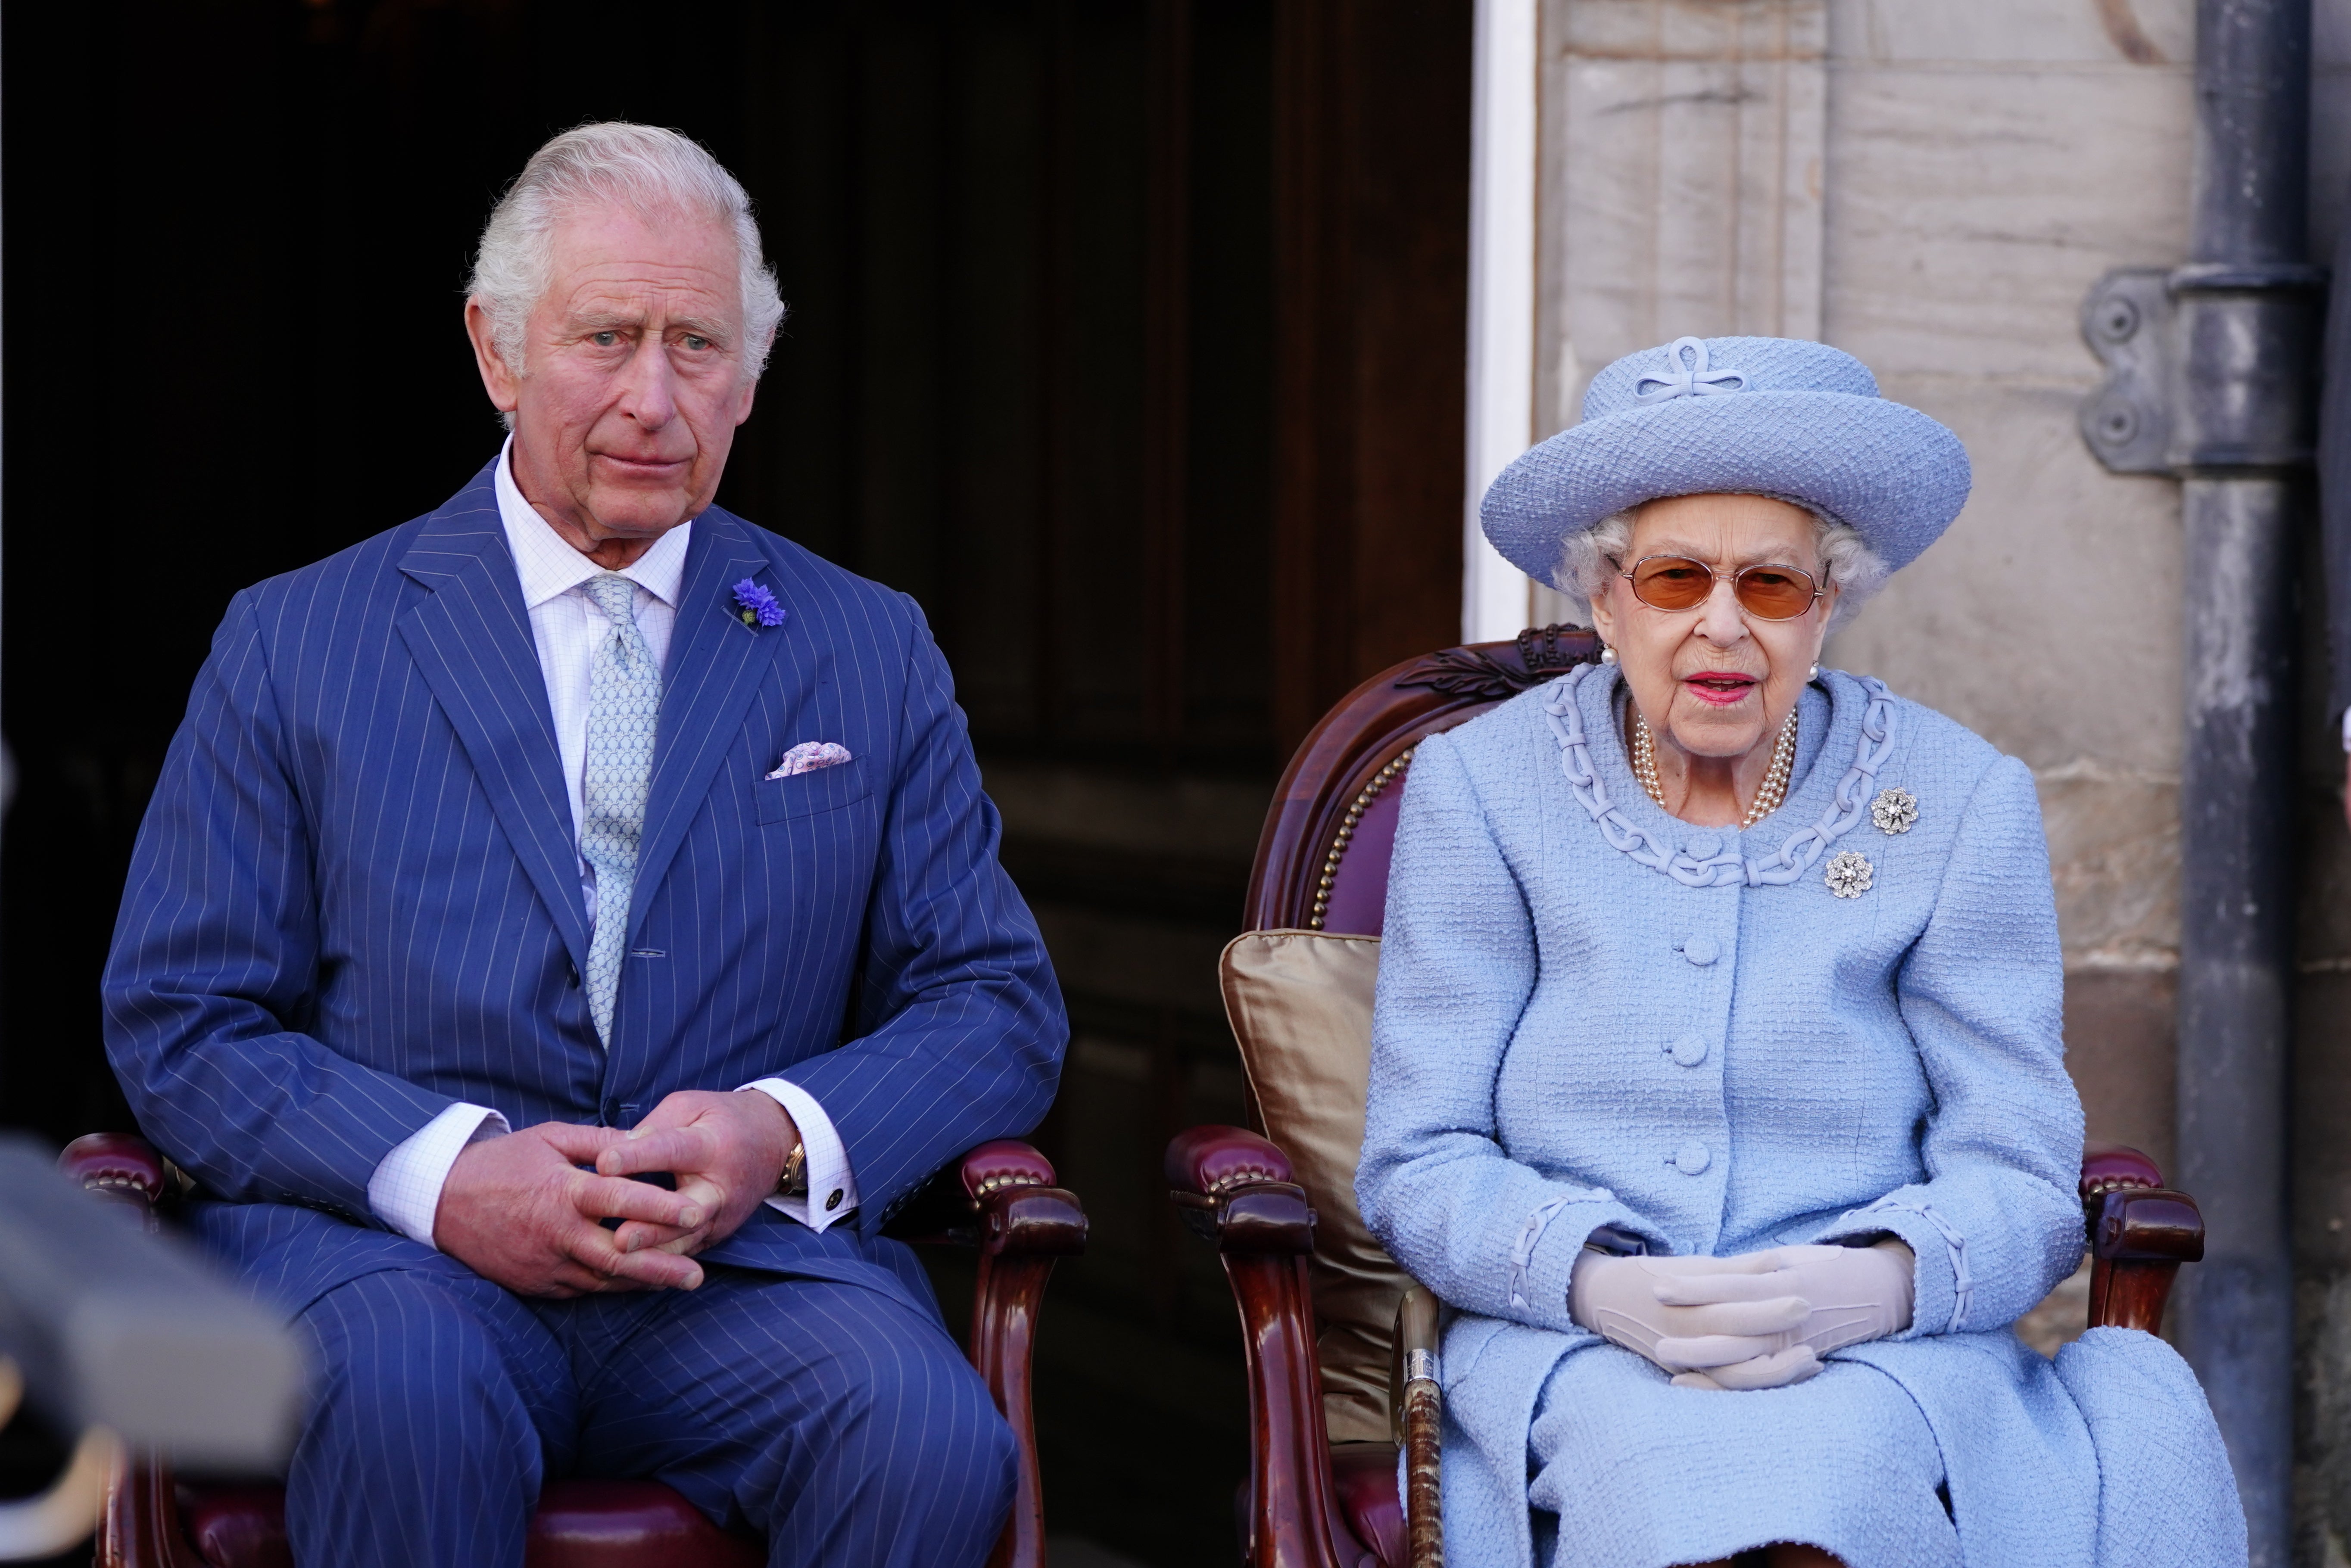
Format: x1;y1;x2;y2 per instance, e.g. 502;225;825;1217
101;460;1067;1317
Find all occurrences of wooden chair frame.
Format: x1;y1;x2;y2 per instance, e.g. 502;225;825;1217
1169;630;2208;1568
61;1132;1085;1568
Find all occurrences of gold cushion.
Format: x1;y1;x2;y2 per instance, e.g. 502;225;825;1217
1219;929;1410;1445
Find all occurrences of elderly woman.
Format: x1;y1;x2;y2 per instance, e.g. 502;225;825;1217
1356;337;2242;1568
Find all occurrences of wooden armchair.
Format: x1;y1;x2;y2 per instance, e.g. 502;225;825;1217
59;1131;1085;1568
1166;628;2208;1568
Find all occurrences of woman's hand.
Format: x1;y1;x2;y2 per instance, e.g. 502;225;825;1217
1642;1241;1917;1390
1568;1251;1813;1379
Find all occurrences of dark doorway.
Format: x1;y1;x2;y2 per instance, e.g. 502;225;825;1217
1;3;1469;1561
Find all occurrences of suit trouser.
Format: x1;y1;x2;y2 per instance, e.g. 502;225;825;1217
285;1262;1017;1568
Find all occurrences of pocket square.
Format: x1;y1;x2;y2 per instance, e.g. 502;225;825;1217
767;741;853;779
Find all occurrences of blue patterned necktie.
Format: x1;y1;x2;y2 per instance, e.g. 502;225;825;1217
580;573;661;1047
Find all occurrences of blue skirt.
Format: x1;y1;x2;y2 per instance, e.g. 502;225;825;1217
1526;1345;1961;1568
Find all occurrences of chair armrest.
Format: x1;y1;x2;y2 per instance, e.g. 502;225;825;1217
59;1132;178;1228
1166;1124;1296;1195
884;1138;1081;1250
2080;1142;2166;1203
1163;1126;1352;1568
2091;1187;2204;1266
1165;1125;1316;1255
2080;1143;2204;1335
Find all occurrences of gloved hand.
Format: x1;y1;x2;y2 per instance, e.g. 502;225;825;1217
1642;1241;1916;1390
1567;1251;1812;1380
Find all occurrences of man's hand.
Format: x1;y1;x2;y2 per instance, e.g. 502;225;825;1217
433;1122;710;1297
596;1090;799;1259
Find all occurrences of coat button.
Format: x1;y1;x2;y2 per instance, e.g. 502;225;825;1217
1670;1035;1709;1067
1672;1142;1712;1175
1682;935;1719;966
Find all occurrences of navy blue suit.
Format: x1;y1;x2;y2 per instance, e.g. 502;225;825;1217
102;461;1067;1566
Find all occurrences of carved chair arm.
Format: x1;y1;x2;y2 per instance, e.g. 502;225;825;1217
2077;1142;2203;1335
896;1140;1083;1568
1164;1126;1353;1568
1164;1124;1298;1198
59;1132;183;1232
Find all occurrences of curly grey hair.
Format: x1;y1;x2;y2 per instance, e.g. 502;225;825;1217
468;122;788;416
1553;496;1889;632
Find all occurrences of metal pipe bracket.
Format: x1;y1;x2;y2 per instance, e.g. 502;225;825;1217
2079;264;2326;476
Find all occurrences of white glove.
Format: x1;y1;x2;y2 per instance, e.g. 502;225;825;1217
1642;1241;1916;1391
1567;1251;1811;1378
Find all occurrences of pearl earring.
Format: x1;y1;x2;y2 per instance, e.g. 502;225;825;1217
1600;646;1618;665
1808;663;1820;680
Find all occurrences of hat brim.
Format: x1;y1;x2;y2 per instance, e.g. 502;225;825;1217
1480;390;1972;584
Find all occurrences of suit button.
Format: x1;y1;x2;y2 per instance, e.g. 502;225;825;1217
1672;1142;1711;1175
1681;935;1719;966
1670;1035;1708;1067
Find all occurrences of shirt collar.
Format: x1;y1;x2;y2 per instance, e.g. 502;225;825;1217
494;436;692;611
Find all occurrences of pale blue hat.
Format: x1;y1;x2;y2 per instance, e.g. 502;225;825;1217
1480;335;1972;582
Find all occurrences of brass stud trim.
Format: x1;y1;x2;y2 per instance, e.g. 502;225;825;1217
1310;747;1417;929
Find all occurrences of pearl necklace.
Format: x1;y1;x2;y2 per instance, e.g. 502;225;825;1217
1631;708;1799;828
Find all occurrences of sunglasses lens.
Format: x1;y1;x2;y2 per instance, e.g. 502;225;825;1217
1629;557;1714;611
1733;566;1818;619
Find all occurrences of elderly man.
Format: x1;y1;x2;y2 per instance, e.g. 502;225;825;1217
100;123;1065;1568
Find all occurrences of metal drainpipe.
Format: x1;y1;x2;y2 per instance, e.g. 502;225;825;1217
2173;3;2320;1563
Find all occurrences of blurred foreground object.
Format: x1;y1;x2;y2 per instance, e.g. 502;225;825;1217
0;1136;300;1561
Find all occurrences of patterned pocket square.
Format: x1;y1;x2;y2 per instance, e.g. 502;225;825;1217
767;741;854;779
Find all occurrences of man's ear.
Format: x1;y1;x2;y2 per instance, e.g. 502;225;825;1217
464;297;521;417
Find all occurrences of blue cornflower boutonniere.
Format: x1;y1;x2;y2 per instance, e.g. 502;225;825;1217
732;578;786;629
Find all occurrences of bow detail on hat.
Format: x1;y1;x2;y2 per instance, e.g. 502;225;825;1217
1634;336;1748;403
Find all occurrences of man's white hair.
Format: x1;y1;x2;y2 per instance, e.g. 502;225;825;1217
468;122;788;389
1552;495;1889;632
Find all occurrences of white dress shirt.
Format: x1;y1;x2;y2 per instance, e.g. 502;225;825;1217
367;439;858;1247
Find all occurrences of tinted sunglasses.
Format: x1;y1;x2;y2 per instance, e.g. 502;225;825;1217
1621;554;1824;620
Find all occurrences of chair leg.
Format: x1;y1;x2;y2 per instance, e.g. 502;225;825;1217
1222;1250;1353;1568
967;1185;1086;1568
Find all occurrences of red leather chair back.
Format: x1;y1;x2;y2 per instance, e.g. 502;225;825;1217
1247;626;1598;933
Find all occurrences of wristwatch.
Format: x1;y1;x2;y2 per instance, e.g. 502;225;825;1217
775;1141;808;1200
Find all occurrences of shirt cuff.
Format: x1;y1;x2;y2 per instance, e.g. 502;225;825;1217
741;1078;859;1232
366;1102;510;1248
2339;706;2350;753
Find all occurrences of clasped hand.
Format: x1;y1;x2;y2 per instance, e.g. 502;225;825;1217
1568;1241;1916;1391
433;1090;799;1298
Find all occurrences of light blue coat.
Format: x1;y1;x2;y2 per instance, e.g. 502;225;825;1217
1356;665;2243;1568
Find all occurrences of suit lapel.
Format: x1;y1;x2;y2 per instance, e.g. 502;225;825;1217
394;482;594;974
627;510;793;945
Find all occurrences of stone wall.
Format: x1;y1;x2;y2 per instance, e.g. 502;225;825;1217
1528;1;2351;1554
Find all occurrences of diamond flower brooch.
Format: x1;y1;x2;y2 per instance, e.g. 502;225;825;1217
1824;851;1874;899
1871;787;1918;834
